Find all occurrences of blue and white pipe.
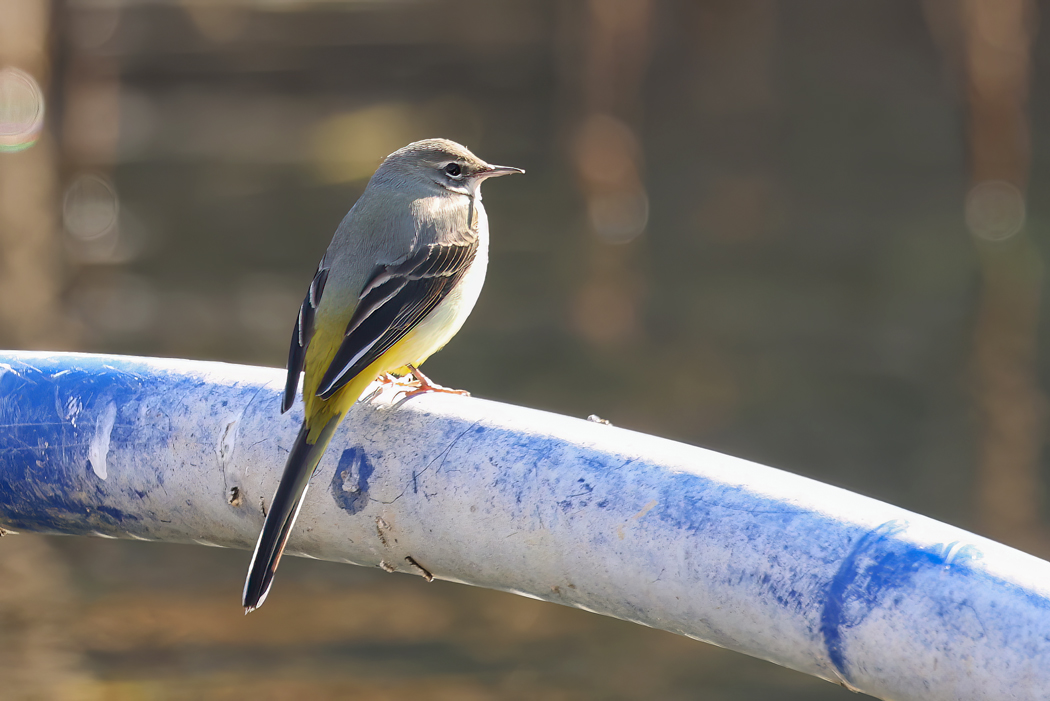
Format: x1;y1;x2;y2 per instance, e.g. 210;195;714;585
0;351;1047;700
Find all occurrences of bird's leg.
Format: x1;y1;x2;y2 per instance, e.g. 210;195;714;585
396;364;471;399
362;372;407;402
375;372;400;386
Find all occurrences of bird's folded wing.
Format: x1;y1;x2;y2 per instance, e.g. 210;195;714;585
315;237;478;400
282;262;329;413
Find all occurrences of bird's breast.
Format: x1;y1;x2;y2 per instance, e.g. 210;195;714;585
398;221;489;368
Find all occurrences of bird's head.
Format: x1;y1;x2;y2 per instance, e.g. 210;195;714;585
377;138;523;196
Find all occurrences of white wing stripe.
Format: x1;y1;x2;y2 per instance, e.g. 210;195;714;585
318;336;382;396
344;281;407;338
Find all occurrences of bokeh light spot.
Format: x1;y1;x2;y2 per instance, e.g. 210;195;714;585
64;173;120;241
310;103;417;184
575;114;639;186
0;67;45;153
574;113;649;244
588;191;649;244
965;180;1025;242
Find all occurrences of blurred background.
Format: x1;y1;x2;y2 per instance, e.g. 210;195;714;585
0;0;1047;698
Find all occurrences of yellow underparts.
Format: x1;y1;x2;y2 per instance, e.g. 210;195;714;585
301;321;443;444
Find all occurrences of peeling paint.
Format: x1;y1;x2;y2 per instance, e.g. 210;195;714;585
218;417;239;469
87;400;116;480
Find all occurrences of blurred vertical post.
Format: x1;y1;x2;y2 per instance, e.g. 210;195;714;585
0;2;92;698
0;0;70;349
568;0;653;346
960;0;1046;553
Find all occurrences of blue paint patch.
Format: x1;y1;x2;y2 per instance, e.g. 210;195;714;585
652;469;807;538
0;352;278;536
819;520;980;682
0;358;151;534
330;446;375;515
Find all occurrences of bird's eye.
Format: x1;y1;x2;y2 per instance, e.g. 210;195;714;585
444;163;462;178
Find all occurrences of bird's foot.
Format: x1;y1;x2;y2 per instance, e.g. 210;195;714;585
364;372;413;401
376;372;402;387
396;364;471;400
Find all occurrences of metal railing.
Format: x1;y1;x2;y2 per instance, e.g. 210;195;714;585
0;351;1047;700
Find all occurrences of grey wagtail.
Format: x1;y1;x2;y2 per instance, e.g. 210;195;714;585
243;139;522;612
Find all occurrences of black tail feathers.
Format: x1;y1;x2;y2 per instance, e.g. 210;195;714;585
243;420;338;612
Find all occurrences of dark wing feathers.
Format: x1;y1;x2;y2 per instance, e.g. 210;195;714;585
282;264;329;413
315;239;478;399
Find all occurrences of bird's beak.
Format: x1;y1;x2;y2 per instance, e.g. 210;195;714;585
478;164;525;179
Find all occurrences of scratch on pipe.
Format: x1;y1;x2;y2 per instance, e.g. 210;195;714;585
218;418;239;483
632;500;658;521
377;420;482;505
433;420;481;475
619;499;659;540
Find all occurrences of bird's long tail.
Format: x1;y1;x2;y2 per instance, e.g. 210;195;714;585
242;417;340;613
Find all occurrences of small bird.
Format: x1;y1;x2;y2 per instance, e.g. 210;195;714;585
243;139;522;612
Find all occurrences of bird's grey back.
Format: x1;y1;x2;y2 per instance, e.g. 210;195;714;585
319;161;481;310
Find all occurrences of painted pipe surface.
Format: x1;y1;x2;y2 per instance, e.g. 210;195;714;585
0;351;1047;700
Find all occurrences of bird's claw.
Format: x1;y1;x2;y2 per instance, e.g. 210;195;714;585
364;372;412;402
394;365;471;400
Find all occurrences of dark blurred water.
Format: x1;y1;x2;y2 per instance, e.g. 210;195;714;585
0;0;1047;698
